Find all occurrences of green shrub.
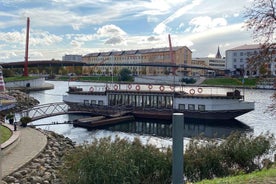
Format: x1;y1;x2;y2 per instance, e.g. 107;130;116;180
184;132;275;182
59;137;172;184
180;78;196;84
20;116;32;127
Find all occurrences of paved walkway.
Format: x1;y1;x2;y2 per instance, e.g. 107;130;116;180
1;124;47;177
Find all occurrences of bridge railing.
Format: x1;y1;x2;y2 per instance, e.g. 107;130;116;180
20;102;69;120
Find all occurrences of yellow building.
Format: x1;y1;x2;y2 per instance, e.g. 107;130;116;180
82;46;192;76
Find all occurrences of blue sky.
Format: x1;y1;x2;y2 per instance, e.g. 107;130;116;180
0;0;256;63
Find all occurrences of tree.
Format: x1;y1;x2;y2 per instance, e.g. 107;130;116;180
244;0;276;69
244;0;276;44
244;0;276;113
118;68;133;81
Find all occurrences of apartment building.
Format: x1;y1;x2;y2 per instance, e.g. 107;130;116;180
62;54;82;62
226;44;276;76
192;47;226;76
82;46;192;76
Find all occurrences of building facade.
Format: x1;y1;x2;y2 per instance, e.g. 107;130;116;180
226;44;276;76
62;54;82;62
82;46;192;76
192;57;226;76
191;46;226;76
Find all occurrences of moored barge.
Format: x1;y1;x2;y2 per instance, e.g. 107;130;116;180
63;84;255;120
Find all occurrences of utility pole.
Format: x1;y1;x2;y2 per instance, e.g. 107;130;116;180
23;17;30;77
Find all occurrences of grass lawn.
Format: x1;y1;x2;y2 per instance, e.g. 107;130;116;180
0;125;12;144
196;168;276;184
57;76;119;82
202;78;258;86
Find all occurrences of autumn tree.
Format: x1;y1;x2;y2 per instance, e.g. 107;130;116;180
244;0;276;112
244;0;276;70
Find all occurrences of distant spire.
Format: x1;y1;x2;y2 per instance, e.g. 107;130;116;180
215;46;222;59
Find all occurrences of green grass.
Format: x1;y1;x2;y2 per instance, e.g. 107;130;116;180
196;168;276;184
4;76;39;82
0;125;12;144
57;76;119;82
202;78;258;86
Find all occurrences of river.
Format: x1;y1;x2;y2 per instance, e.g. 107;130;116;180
28;81;276;147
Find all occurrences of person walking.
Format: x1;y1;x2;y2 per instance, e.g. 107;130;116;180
13;121;17;131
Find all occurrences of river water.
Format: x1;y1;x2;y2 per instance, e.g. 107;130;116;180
28;81;276;148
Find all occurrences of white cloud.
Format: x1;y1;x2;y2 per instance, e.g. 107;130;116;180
104;36;125;45
189;16;227;33
70;40;84;48
153;0;202;35
96;24;127;38
153;23;169;35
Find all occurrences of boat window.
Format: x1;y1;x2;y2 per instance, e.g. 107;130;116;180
166;96;173;108
188;104;195;111
136;95;142;107
91;100;96;105
198;105;205;111
152;95;157;108
98;100;104;105
179;104;185;110
83;100;89;106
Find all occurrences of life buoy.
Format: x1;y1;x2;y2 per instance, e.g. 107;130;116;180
159;85;165;91
189;89;195;95
197;88;203;93
136;84;140;91
114;84;118;91
128;84;132;89
89;86;94;92
148;84;153;90
170;85;174;91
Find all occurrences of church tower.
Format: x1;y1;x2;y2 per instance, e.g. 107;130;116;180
215;46;222;59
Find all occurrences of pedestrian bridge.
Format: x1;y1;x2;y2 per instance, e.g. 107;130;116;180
19;102;91;121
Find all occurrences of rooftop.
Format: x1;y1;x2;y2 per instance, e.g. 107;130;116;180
227;44;262;51
84;46;191;57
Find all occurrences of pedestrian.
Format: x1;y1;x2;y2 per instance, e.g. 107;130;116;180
14;121;17;131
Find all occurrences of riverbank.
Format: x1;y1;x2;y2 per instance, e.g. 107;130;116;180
1;128;75;184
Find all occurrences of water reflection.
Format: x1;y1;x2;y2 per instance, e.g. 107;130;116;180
100;118;252;139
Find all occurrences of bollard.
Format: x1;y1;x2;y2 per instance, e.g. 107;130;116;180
172;113;184;184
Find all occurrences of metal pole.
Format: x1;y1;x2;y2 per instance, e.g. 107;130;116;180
172;113;184;184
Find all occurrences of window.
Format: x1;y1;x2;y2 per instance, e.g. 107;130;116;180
233;52;237;56
198;105;205;111
240;58;243;62
233;58;237;62
91;100;96;105
179;104;185;110
98;100;104;105
84;100;89;105
240;52;243;56
188;104;195;110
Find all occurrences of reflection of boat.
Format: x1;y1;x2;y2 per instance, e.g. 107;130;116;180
104;118;252;139
63;83;255;121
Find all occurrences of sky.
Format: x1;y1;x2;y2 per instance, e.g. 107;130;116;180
0;0;257;63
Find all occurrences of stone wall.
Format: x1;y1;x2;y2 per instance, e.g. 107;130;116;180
2;130;75;184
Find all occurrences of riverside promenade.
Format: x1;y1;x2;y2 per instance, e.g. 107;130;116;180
1;123;47;178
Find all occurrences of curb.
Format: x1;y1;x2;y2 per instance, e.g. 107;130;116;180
1;122;20;154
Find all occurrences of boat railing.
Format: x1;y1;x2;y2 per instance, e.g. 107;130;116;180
68;83;245;98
